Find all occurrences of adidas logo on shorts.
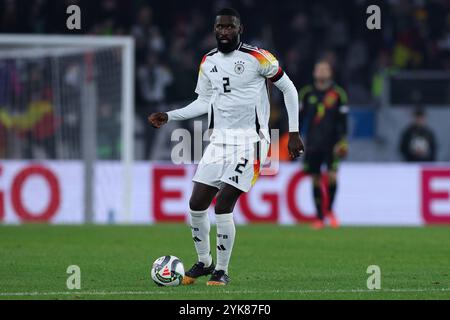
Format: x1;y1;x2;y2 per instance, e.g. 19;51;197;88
229;176;239;183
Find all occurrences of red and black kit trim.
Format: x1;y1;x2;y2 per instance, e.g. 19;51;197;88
201;48;219;64
269;67;284;82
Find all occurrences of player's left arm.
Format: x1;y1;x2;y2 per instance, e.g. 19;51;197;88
272;73;305;159
334;87;349;158
258;49;304;159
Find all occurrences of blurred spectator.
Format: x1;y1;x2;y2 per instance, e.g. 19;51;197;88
131;5;165;65
137;53;173;159
0;0;21;32
137;54;173;106
2;0;449;106
399;108;437;162
371;50;397;104
97;103;120;159
1;0;450;160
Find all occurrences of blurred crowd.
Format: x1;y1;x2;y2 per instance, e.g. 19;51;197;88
2;0;449;103
1;0;449;159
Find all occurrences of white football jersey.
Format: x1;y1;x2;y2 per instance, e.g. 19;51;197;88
195;42;284;145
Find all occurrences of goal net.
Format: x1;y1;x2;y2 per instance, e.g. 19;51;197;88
0;35;134;223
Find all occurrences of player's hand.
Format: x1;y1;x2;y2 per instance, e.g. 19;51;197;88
148;112;168;128
334;139;348;158
288;132;305;160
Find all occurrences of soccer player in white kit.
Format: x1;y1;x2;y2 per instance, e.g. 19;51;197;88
149;8;304;285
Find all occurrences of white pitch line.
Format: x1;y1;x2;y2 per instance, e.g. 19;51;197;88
1;288;450;297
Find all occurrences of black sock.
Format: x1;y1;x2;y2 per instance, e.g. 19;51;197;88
328;182;337;212
313;185;323;220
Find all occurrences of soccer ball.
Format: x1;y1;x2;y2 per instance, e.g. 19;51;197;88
151;255;185;286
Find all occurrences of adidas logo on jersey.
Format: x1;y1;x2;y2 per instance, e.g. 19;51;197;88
210;66;218;73
229;176;239;184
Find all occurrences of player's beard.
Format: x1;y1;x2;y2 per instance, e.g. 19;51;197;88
216;34;240;53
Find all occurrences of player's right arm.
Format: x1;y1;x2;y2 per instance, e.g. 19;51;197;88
148;56;212;128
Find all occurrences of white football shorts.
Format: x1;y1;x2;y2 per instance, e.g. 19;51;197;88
192;139;270;192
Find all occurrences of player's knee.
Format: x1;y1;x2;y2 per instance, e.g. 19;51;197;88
189;196;209;212
214;197;236;215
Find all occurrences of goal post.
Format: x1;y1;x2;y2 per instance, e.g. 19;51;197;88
0;34;135;223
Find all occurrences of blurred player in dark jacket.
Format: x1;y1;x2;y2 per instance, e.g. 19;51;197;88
399;108;436;162
299;60;348;229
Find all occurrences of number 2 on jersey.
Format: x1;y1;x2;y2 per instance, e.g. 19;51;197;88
223;77;231;93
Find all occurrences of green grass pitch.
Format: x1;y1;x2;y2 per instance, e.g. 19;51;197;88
0;224;449;300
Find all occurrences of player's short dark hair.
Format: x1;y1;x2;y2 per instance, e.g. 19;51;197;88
315;59;332;68
216;7;241;21
315;59;334;74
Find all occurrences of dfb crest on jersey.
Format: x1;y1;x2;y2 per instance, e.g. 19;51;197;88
234;61;245;74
